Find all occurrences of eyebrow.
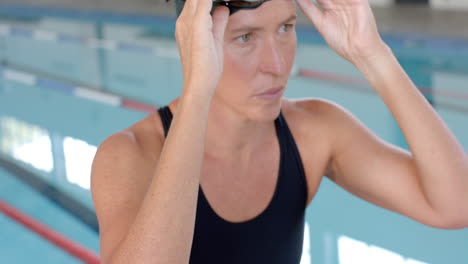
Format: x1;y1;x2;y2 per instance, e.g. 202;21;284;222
230;14;297;34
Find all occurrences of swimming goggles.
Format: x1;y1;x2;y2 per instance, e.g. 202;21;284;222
178;0;271;15
213;0;271;11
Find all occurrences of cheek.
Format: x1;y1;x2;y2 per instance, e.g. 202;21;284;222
223;48;258;83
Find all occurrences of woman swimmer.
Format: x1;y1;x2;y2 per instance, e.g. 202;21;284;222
91;0;468;263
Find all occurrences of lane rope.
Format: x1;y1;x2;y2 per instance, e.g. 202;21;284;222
0;200;100;264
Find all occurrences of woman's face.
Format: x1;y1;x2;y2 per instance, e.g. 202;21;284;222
215;0;297;122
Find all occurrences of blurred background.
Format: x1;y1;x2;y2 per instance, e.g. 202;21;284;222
0;0;467;263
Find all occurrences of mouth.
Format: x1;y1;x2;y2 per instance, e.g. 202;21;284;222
255;86;285;100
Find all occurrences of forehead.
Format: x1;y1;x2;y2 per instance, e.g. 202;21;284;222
226;0;296;28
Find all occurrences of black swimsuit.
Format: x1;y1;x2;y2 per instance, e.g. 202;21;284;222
157;106;308;264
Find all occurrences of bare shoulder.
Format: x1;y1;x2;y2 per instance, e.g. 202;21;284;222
282;97;371;159
282;97;350;120
281;97;362;143
91;109;167;203
90;111;166;260
281;97;351;136
91;112;165;183
281;98;349;205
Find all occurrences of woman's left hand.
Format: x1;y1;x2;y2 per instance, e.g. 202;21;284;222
296;0;389;66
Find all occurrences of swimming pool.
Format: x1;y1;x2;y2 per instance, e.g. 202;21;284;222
0;5;467;264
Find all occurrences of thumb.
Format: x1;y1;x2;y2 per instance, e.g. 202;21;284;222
212;6;230;44
296;0;324;33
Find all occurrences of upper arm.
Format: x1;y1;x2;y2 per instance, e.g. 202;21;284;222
319;100;446;228
91;129;164;262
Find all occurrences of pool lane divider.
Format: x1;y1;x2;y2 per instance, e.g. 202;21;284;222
2;3;468;51
1;23;468;108
1;23;467;112
0;200;100;264
1;64;468;115
0;3;175;29
0;154;98;233
299;69;468;102
0;66;158;114
0;24;180;58
1;22;467;67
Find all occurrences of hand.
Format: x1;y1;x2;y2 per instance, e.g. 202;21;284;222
296;0;388;65
175;0;229;96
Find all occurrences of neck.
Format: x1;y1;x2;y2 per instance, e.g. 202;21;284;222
204;97;278;161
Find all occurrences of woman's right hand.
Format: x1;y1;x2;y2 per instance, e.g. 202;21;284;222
175;0;230;96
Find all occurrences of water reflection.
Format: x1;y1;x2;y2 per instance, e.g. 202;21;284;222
0;115;53;172
300;222;311;264
63;136;97;190
0;115;97;191
338;235;428;264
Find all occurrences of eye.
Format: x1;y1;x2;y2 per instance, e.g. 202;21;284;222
279;24;294;33
238;33;253;44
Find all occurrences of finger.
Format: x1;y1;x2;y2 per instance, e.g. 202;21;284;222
296;0;325;31
195;0;213;18
212;6;229;44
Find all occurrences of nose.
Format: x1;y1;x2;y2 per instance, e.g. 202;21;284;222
259;38;285;76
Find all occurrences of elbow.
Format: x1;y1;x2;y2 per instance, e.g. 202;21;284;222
434;212;468;230
438;220;468;230
442;195;468;229
427;194;468;230
448;213;468;229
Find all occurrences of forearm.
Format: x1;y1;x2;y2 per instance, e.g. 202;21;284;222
110;85;213;264
355;46;468;225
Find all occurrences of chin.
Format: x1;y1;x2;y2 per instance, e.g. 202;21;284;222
251;98;283;122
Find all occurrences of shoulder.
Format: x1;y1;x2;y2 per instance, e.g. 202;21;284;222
92;99;177;172
281;98;366;188
93;112;165;171
280;98;354;203
91;111;166;196
281;97;373;155
90;111;167;261
281;97;353;135
282;97;351;119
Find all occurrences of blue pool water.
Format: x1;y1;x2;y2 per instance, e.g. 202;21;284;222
0;5;467;264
